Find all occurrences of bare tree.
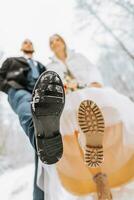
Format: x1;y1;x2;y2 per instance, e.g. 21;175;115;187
75;0;134;60
75;0;134;100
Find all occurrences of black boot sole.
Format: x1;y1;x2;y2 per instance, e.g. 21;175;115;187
31;71;65;164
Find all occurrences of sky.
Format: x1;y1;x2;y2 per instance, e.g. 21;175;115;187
0;0;106;66
0;0;75;63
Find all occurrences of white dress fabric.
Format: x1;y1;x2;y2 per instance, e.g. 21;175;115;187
37;50;134;200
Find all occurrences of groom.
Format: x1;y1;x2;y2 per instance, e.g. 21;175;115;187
0;39;65;200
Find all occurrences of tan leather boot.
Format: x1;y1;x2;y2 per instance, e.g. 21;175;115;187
93;173;112;200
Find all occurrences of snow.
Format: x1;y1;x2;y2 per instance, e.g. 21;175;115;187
0;164;34;200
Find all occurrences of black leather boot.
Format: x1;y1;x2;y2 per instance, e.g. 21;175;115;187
31;71;65;164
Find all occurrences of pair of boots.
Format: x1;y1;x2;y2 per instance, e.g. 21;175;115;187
32;71;112;199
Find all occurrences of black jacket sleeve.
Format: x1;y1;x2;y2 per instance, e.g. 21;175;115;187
0;58;11;93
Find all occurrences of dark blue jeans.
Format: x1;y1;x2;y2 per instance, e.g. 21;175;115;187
8;88;44;200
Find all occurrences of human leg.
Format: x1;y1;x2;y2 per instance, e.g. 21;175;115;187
33;153;44;200
8;88;44;199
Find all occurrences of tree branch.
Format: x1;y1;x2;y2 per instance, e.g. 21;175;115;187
77;1;134;60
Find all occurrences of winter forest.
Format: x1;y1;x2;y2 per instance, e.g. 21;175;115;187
0;0;134;199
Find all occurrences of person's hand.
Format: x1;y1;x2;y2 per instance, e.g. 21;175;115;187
89;82;103;88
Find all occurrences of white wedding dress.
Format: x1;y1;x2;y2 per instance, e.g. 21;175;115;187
37;50;134;200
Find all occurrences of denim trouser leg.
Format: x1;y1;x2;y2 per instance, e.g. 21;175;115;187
8;88;44;200
34;153;44;200
8;88;36;149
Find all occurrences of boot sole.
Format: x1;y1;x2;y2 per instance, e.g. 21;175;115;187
78;100;105;168
31;71;65;164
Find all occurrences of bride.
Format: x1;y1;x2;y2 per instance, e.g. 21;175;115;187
38;34;134;200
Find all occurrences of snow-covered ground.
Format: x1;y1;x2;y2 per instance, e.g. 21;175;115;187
0;164;34;200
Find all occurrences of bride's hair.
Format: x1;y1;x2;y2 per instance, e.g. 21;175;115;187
49;34;66;48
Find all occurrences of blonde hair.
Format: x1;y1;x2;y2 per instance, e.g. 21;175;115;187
49;34;67;50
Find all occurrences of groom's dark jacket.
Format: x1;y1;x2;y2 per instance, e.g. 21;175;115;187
0;57;46;93
0;56;46;200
